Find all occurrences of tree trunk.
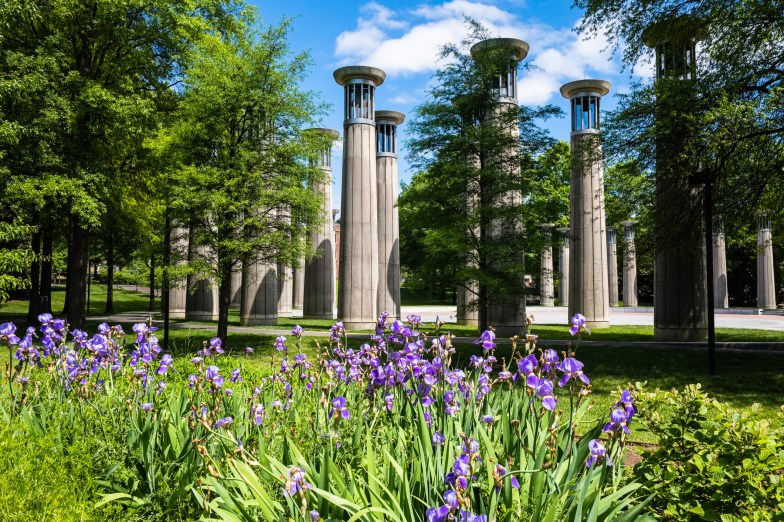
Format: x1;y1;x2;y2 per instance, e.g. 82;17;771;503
104;233;114;314
65;215;89;329
26;221;41;326
148;254;155;311
216;257;232;346
40;231;52;315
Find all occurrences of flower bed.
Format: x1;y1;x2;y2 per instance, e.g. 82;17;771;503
1;313;652;521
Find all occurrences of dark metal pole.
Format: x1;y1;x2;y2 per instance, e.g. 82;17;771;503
86;261;92;314
705;175;716;375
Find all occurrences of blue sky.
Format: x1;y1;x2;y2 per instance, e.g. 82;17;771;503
250;0;652;208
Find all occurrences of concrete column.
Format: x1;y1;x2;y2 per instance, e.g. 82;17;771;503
376;110;404;319
557;227;569;307
185;225;219;321
470;38;529;337
277;264;293;318
644;19;708;341
292;258;305;309
561;79;611;329
275;207;294;318
230;269;242;306
168;225;188;319
240;255;278;325
540;224;555;306
712;221;728;308
304;129;339;320
334;66;385;329
607;226;619;307
757;212;776;309
622;220;638;307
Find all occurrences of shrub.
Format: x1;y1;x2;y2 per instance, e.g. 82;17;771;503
631;383;784;521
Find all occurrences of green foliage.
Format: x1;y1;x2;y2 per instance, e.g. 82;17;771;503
166;15;330;340
576;0;784;286
631;383;784;520
0;220;35;301
403;21;561;324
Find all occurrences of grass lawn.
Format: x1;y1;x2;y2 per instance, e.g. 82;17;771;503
0;284;157;318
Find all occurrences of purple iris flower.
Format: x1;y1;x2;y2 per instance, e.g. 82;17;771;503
329;396;350;421
284;467;311;497
494;464;521;490
245;346;254;354
603;408;631;434
141;403;153;412
569;313;590;336
454;454;471;477
0;322;16;337
614;389;637;421
406;314;422;327
214;417;233;429
229;368;242;383
432;431;446;446
291;325;303;338
482;414;494;424
474;329;496;351
543;349;560;373
532;377;557;410
458;511;487;522
518;354;538;376
384;393;394;412
132;323;150;342
426;505;450;522
37;314;53;325
251;404;265;426
310;510;321;522
210;337;224;354
557;357;590;387
586;439;612;467
461;438;479;457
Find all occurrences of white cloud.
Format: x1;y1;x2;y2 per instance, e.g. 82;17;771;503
334;1;637;103
412;0;513;24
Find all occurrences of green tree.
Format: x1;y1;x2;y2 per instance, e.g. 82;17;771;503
405;22;559;330
168;18;329;343
0;220;36;303
576;0;784;300
0;0;243;329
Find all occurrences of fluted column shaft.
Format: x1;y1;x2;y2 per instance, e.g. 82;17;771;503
304;129;339;320
568;133;610;327
376;111;404;319
240;256;278;325
292;258;305;309
168;225;188;319
607;227;619;307
623;221;638;307
561;80;611;329
540;225;554;306
557;227;569;307
334;67;385;329
712;230;728;308
185;224;219;321
757;220;776;309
